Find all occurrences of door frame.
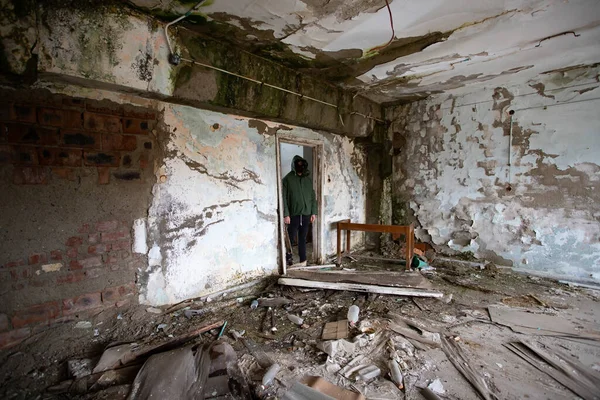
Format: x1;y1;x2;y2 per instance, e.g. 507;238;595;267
276;134;324;274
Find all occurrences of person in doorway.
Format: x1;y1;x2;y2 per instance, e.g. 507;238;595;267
283;155;317;267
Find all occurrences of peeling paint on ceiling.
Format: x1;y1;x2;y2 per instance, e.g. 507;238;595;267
126;0;600;104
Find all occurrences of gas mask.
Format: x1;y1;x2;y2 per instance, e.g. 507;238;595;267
295;159;308;175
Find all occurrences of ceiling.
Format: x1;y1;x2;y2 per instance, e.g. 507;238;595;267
127;0;600;104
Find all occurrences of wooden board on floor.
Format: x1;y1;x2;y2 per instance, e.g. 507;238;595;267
488;306;600;340
278;278;443;298
322;320;349;340
286;269;432;289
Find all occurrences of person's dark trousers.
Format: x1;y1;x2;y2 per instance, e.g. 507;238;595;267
288;215;311;262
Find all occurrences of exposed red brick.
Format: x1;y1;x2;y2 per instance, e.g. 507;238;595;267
102;134;137;151
88;233;99;244
85;100;124;117
13;105;36;123
102;283;136;303
85;268;103;279
122;118;152;135
63;110;83;129
37;147;82;167
66;248;78;259
50;250;63;261
62;292;102;316
51;167;77;181
29;277;51;288
0;313;9;332
84;112;121;133
37;108;63;127
62;98;85;109
111;240;131;251
0;144;14;163
0;103;11;121
5;123;59;146
115;299;132;308
2;259;25;269
11;301;61;329
9;270;18;281
120;250;131;260
13;166;48;184
83;151;120;167
78;256;102;269
28;253;47;265
21;268;33;279
77;224;91;234
14;146;38;165
68;260;83;270
98;167;110;185
56;270;85;284
66;236;83;247
139;154;149;170
122;106;156;120
102;253;118;264
101;230;130;243
0;327;31;349
61;130;101;149
88;244;111;255
96;220;119;232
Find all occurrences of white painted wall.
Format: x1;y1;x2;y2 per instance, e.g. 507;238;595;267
280;143;304;175
389;65;600;281
141;107;367;305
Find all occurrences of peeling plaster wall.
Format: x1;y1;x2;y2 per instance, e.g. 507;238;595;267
141;107;366;306
388;65;600;281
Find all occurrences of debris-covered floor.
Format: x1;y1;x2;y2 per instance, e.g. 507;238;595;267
1;257;599;400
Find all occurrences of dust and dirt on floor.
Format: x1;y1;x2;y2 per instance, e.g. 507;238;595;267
1;257;599;400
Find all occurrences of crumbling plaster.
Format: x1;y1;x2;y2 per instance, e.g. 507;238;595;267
141;106;367;306
27;83;367;306
388;64;600;281
124;0;600;104
0;0;381;137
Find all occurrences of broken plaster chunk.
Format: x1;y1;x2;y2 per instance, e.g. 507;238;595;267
41;263;62;273
287;314;304;325
261;363;281;386
428;378;445;394
146;307;162;314
74;321;92;329
68;359;93;379
356;365;381;382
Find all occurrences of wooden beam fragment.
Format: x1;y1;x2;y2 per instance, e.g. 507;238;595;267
278;278;443;298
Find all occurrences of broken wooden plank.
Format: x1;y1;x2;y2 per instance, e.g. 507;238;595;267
278;278;443;298
488;305;600;340
441;337;498;400
388;322;440;349
93;320;225;373
285;270;433;289
504;342;598;400
288;264;338;271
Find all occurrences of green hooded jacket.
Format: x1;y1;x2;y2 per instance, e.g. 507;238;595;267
282;155;317;217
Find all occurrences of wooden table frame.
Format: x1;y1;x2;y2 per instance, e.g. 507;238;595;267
336;219;414;270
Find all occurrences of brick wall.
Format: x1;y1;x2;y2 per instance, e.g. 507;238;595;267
0;90;159;349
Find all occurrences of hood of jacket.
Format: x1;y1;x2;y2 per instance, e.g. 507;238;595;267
291;155;310;177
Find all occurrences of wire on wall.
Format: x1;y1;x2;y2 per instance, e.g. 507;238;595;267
164;3;386;125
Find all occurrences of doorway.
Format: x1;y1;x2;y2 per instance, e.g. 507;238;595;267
276;135;324;273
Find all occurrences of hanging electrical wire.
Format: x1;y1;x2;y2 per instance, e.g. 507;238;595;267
370;0;396;54
162;1;386;124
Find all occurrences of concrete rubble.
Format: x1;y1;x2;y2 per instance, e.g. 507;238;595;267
0;257;598;399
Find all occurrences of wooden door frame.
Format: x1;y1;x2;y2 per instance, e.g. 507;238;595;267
276;134;324;274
